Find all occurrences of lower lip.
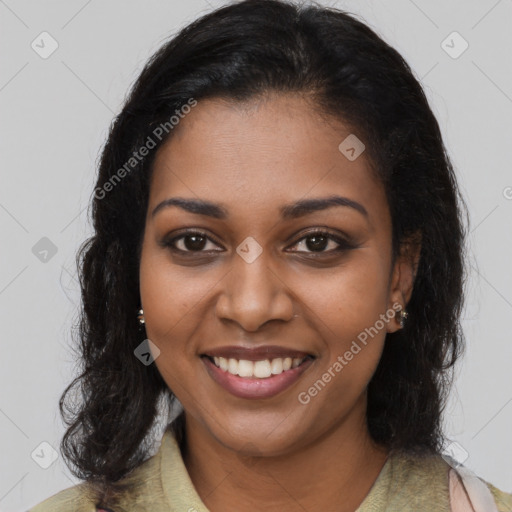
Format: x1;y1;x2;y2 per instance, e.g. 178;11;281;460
202;356;315;399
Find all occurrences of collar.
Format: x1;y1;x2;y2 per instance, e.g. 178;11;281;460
158;428;451;512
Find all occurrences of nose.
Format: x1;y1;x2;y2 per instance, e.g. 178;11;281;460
215;250;295;332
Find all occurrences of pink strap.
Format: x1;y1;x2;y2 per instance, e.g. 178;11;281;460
450;469;476;511
449;467;499;512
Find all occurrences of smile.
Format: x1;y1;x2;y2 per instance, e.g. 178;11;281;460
206;355;311;378
201;354;315;399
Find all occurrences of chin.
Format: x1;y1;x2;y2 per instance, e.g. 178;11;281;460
202;410;312;457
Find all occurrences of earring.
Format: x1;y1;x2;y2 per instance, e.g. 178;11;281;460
398;309;408;329
137;308;145;325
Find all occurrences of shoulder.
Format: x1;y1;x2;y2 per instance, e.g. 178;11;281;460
357;449;453;511
388;448;452;485
377;449;512;511
483;480;512;511
28;442;165;512
28;482;97;512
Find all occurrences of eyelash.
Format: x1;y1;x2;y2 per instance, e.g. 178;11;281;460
161;228;355;256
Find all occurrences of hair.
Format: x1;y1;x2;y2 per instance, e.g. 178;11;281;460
59;0;469;508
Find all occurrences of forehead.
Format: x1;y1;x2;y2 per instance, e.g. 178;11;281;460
149;94;388;228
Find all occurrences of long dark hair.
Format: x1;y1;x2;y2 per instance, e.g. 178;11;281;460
60;0;469;508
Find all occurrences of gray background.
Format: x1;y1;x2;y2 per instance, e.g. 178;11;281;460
1;0;511;510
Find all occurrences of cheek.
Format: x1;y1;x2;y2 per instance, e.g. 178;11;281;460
139;251;214;335
139;258;208;401
295;253;391;336
293;256;390;398
139;254;196;377
139;251;231;400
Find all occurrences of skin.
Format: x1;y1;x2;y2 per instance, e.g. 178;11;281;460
139;93;421;512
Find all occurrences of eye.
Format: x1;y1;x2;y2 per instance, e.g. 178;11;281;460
161;228;355;256
162;230;224;253
286;229;354;254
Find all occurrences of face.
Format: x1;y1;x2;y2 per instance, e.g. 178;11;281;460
139;93;410;455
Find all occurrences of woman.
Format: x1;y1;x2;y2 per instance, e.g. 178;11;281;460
30;0;512;510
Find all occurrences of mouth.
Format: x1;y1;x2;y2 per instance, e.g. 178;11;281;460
200;347;316;399
200;354;315;379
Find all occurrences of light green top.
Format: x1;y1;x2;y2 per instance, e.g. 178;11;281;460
29;427;512;511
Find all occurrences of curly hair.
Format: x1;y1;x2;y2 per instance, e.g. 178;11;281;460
59;0;469;508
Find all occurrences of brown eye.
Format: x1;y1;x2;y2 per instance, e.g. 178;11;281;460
162;231;223;253
287;230;354;254
178;233;207;251
303;234;330;252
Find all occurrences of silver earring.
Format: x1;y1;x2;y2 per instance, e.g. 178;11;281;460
398;309;408;328
137;308;145;325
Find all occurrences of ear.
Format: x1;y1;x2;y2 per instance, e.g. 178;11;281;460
386;231;422;333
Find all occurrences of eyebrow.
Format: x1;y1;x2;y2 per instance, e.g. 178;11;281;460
151;195;369;220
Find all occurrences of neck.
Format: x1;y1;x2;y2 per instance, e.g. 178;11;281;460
181;402;390;512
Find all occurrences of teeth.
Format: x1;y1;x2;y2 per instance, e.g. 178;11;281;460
218;357;229;371
270;358;283;374
254;360;272;378
211;356;308;378
238;359;254;377
228;358;238;375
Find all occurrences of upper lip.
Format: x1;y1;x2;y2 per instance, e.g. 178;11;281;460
201;345;315;361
